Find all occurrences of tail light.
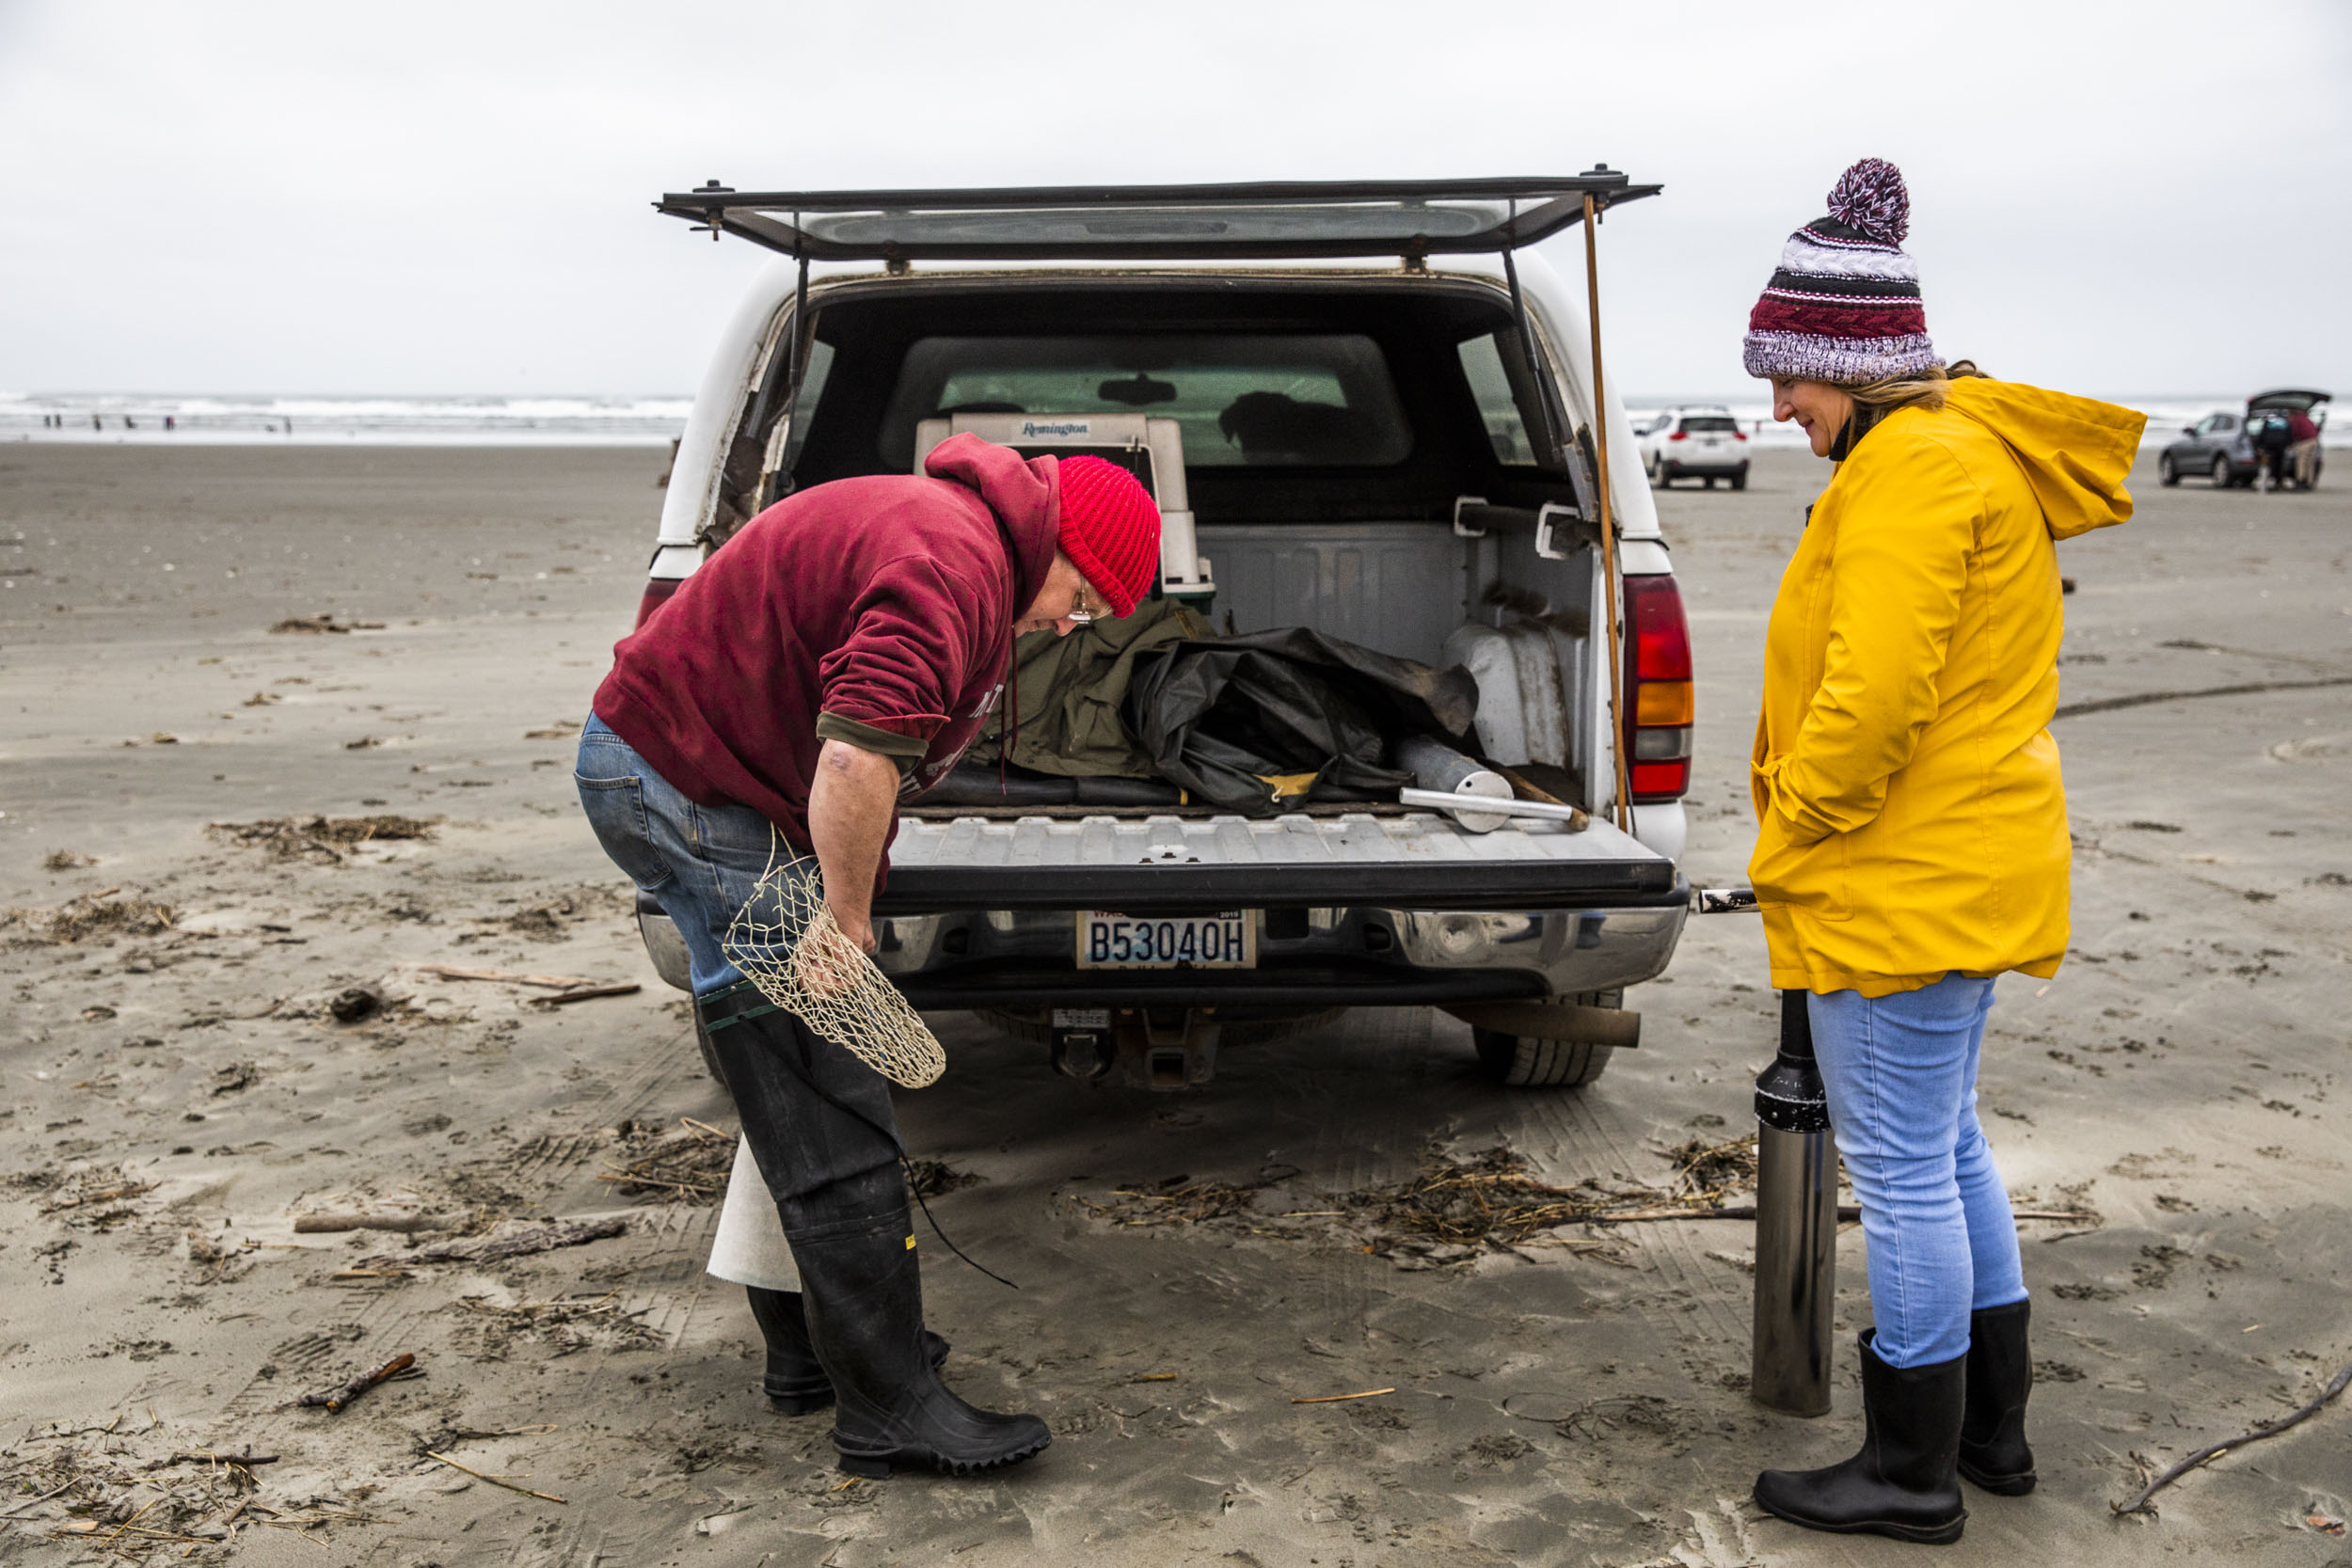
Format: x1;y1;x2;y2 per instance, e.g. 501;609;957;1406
1733;429;1749;442
634;578;683;627
1668;429;1689;441
1623;574;1693;801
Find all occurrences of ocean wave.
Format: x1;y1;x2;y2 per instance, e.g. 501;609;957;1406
0;392;693;445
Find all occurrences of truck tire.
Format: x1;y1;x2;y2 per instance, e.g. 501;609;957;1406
976;1006;1346;1052
1470;990;1625;1088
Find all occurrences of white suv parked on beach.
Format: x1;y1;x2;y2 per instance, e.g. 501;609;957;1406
1639;405;1749;489
624;175;1695;1092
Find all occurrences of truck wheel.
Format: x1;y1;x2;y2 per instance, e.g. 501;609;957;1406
1731;470;1748;491
2212;454;2233;486
2158;453;2178;486
1470;990;1625;1088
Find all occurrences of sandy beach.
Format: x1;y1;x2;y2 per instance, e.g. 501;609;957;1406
2;442;2346;1566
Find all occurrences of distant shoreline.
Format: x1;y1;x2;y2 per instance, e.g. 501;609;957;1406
3;390;2335;450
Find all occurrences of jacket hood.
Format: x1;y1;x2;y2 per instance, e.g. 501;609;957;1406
1941;377;2146;541
923;433;1060;607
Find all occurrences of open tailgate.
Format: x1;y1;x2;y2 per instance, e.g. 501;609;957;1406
875;811;1676;916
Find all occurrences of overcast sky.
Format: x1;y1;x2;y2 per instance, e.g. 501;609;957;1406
1;0;2345;401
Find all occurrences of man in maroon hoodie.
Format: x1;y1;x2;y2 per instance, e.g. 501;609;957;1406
577;435;1159;1478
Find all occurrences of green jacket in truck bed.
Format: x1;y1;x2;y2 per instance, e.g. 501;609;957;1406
981;597;1212;777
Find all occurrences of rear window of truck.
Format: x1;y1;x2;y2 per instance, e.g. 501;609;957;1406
1678;416;1736;433
879;335;1412;467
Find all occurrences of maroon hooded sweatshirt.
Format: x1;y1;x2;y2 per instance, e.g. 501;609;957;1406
592;435;1060;881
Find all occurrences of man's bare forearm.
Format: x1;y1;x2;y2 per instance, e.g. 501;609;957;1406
806;738;900;950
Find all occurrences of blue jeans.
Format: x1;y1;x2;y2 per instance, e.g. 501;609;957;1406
573;712;797;998
1810;974;2026;1369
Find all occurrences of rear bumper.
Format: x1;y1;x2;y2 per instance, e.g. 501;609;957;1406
637;886;1689;1006
1658;456;1747;476
875;893;1687;1008
637;809;1688;1006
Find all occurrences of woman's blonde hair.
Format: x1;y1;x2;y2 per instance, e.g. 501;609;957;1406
1846;359;1987;416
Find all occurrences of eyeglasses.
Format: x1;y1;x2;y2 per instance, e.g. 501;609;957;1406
1066;582;1102;626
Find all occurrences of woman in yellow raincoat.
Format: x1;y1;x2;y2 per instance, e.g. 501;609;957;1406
1740;160;2145;1545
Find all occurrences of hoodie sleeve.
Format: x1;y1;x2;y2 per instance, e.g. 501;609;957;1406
815;554;992;758
1756;433;1981;844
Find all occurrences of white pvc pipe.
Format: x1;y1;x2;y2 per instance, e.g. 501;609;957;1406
1398;787;1589;826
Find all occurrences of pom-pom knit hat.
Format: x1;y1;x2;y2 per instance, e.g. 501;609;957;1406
1743;158;1940;386
1055;455;1161;617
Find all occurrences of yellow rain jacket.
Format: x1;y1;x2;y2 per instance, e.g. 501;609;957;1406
1750;378;2145;996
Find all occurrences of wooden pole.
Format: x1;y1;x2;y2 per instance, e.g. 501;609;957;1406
1582;193;1635;833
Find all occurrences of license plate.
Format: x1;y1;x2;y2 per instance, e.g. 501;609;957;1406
1076;911;1256;969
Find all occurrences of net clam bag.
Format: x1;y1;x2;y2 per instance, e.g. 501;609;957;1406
721;848;946;1089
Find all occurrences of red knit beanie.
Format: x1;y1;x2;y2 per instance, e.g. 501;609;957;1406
1055;456;1161;617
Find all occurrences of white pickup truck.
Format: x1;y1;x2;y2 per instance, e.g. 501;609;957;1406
625;175;1694;1091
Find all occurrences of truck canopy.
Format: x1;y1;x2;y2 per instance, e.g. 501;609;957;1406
654;174;1660;262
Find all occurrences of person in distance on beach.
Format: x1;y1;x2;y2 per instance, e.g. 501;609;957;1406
1740;158;2144;1544
575;436;1159;1479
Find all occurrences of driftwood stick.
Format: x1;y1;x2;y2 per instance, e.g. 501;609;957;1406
2113;1361;2352;1516
298;1352;415;1413
142;1449;279;1471
410;963;596;990
293;1213;452;1234
594;1171;719;1196
422;1449;565;1504
1291;1387;1396;1404
375;1217;625;1267
537;983;642;1006
0;1480;75;1518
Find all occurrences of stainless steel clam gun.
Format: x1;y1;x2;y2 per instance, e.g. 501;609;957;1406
1689;882;1836;1417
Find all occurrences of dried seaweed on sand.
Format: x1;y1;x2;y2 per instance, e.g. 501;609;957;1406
1073;1143;1771;1265
907;1158;984;1198
3;890;176;944
0;1423;377;1560
1663;1133;1760;1201
598;1118;735;1201
207;815;440;863
453;1291;664;1358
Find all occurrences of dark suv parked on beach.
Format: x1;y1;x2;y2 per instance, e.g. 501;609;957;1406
621;176;1697;1092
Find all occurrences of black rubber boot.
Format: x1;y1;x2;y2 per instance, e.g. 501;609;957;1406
747;1286;949;1417
1958;1300;2036;1495
790;1200;1050;1479
1754;1331;1968;1545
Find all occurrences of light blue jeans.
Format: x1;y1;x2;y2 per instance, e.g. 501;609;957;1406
1809;974;2026;1369
574;712;795;997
